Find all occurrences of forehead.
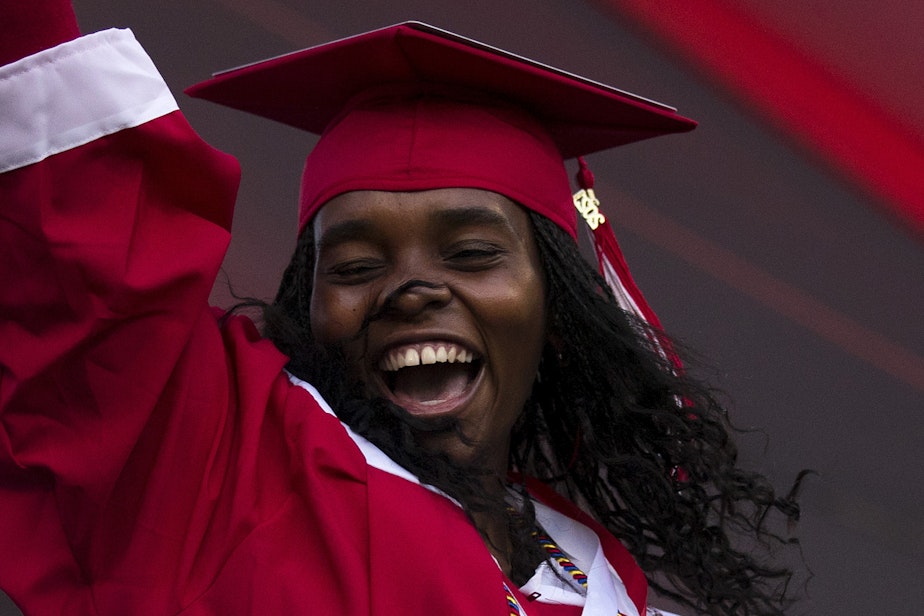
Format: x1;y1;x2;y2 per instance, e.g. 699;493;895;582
311;188;535;244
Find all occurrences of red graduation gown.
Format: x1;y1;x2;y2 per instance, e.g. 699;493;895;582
0;21;649;616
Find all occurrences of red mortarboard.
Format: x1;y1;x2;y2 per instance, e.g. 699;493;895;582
186;21;696;326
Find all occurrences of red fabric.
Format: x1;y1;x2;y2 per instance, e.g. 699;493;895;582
595;0;924;238
185;22;696;241
185;22;695;154
593;219;663;330
298;92;577;238
0;0;80;65
0;90;649;615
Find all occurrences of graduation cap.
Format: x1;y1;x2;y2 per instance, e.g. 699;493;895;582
186;21;696;327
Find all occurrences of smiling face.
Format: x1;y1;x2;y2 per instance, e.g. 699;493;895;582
309;188;547;471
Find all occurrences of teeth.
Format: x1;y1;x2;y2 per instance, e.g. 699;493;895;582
380;343;476;371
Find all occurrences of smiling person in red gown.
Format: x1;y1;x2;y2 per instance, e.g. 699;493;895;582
0;2;802;615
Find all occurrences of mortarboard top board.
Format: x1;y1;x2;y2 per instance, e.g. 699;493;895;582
185;21;696;159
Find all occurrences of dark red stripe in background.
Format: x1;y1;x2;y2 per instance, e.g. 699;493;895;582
595;0;924;239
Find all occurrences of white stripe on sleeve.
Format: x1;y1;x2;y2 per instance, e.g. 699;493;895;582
0;28;179;173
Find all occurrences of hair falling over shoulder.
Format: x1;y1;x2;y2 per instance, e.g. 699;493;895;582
514;213;806;615
255;212;806;615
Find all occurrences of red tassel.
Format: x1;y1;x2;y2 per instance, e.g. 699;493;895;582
572;158;683;370
576;156;595;191
573;159;688;482
573;158;660;326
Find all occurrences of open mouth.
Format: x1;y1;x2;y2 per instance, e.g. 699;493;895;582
377;342;482;414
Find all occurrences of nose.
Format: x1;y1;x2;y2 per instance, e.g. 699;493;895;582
379;278;452;319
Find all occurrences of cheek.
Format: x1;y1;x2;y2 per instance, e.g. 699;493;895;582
483;279;546;438
511;276;548;380
501;270;546;332
487;274;547;375
309;285;369;346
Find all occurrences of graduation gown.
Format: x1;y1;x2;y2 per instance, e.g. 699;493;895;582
0;18;659;616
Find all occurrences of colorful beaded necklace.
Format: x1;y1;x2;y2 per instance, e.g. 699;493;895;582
504;582;524;616
503;527;591;616
503;484;591;612
533;528;589;592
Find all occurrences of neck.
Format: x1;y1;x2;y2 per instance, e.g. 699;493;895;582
472;508;515;578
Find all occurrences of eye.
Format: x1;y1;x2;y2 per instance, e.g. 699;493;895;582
324;259;385;284
444;241;507;270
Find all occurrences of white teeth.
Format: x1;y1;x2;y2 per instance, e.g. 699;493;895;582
379;343;477;371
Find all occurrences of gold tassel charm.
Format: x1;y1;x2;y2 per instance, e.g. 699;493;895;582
573;187;606;230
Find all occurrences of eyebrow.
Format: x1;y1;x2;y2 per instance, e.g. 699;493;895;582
315;204;517;251
315;219;375;251
431;206;514;232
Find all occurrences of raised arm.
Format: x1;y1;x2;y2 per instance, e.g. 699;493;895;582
0;2;244;609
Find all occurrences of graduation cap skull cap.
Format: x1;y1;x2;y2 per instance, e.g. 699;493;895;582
186;21;696;239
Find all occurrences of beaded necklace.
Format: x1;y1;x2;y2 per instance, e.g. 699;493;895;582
506;484;590;592
533;528;589;592
504;581;525;616
503;524;590;615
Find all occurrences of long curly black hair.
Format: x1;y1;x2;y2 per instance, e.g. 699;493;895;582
256;208;804;615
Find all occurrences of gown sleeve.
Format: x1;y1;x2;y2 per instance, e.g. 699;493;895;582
0;27;239;488
0;2;246;611
0;0;80;66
